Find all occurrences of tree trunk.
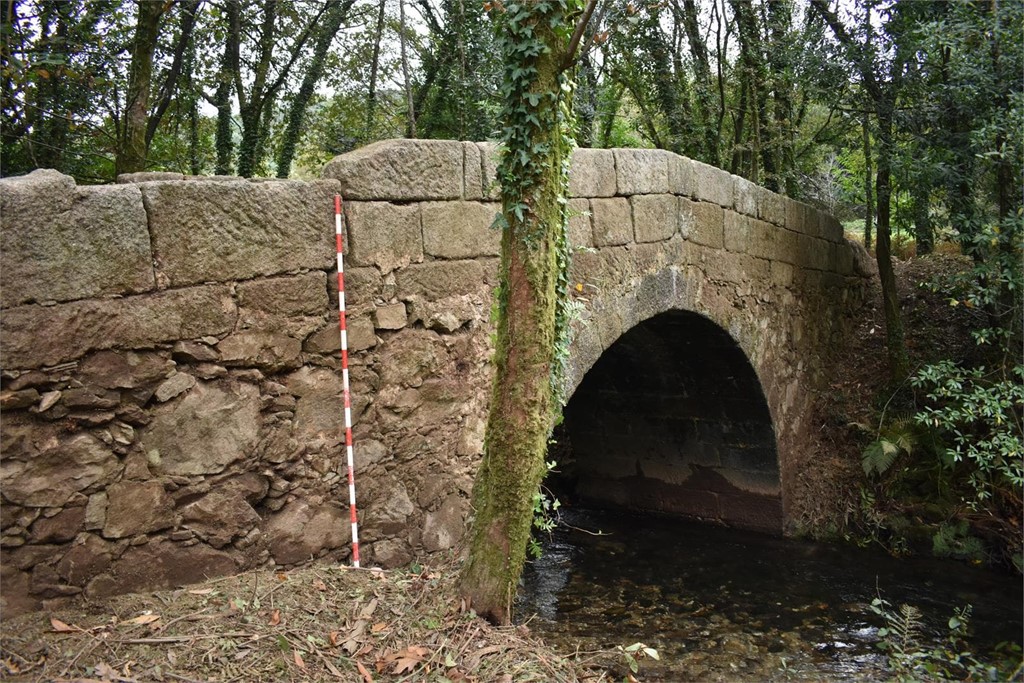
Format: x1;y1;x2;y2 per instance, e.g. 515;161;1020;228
276;0;353;177
214;0;240;175
399;0;416;137
365;0;387;141
862;111;873;250
875;101;910;380
118;0;164;175
910;181;932;255
460;0;578;625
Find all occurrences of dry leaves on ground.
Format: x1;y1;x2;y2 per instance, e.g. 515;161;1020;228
1;561;612;683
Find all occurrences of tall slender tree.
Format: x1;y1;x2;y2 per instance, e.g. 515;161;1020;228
460;0;594;625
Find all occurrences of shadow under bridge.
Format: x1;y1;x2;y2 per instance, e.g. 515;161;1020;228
549;309;782;533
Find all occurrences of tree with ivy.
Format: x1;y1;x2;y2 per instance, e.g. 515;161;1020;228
459;0;594;625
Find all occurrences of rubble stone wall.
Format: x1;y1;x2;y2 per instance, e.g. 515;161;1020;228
0;140;871;617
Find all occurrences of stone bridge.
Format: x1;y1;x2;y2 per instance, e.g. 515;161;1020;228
0;140;870;616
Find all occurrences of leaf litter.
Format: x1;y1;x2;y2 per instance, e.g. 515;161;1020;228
1;559;615;682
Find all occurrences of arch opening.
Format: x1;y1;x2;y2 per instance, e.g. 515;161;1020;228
551;309;782;532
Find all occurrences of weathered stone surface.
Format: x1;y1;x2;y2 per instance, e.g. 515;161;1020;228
374;303;408;330
217;331;302;371
369;539;412;567
172;341;219;363
141;179;336;286
462;141;484;200
62;388;120;410
614;148;671;195
631;194;677;243
90;539;236;597
569;148;616;197
84;493;108;530
303;325;341;354
734;176;758;217
0;389;38;410
344;201;422;272
1;170;154;307
664;154;691;197
408;295;482;333
102;481;174;538
79;351;174;389
117;172;184;183
567;198;593;249
421;495;466;552
180;490;260;549
692;160;734;208
237;272;328;316
757;186;786;226
849;239;877;277
591;197;633;247
679;199;724;249
337;267;382;307
1;564;39;617
266;501;348;565
1;434;118;507
142;381;260;476
377;330;451;388
323;139;463;200
153;372;197;402
30;506;85;543
365;479;415;535
56;533;116;585
286;366;345;449
422;201;500;259
477;142;501;201
396;260;487;300
218;472;270;505
348;316;377;352
1;285;237;369
724;210;750;253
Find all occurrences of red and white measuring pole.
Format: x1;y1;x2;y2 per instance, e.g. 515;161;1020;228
334;195;360;568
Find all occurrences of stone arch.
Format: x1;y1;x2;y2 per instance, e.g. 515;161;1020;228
556;265;784;532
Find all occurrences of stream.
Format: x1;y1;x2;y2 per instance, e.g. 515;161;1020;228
517;507;1023;681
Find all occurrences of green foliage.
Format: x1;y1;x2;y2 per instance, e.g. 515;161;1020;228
931;520;986;563
862;416;918;477
912;361;1024;511
615;642;659;678
870;598;1021;682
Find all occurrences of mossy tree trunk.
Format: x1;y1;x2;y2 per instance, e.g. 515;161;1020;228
459;0;583;625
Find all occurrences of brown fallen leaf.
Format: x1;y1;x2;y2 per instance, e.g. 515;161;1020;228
124;613;161;625
355;659;374;683
328;630;341;646
294;649;306;670
49;617;76;633
268;609;281;626
390;645;430;675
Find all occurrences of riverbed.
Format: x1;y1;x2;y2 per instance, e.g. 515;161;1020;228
518;507;1023;681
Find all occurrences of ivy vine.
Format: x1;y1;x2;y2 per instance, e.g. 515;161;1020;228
488;0;584;413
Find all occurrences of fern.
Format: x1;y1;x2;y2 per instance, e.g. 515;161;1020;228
863;416;919;476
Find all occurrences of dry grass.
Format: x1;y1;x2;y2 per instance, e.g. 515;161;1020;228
0;560;614;683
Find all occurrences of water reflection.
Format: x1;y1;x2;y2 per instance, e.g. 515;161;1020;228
518;507;1023;681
